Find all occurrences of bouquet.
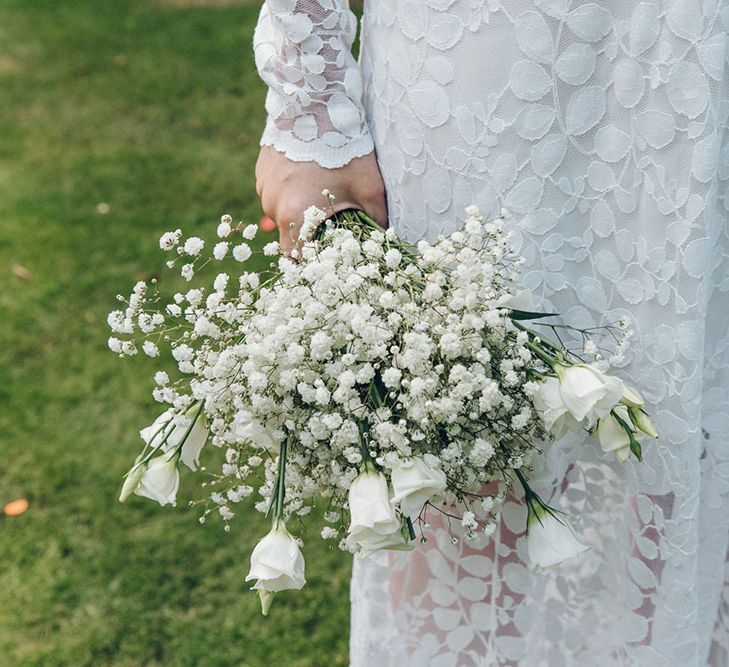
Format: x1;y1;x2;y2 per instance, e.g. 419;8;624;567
108;196;658;614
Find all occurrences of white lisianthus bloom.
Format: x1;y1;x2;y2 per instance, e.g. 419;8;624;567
347;470;410;558
553;363;624;425
526;497;590;572
118;458;147;502
134;451;180;506
390;457;447;519
532;376;584;438
594;405;644;463
140;407;209;471
245;519;306;615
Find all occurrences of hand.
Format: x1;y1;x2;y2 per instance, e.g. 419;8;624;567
255;146;388;255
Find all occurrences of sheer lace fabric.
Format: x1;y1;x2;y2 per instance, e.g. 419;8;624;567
253;1;729;665
253;0;373;167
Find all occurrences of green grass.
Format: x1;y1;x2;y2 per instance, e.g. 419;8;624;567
0;2;353;664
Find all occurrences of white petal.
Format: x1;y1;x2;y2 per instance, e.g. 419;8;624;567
134;454;180;506
527;507;589;570
180;420;209;471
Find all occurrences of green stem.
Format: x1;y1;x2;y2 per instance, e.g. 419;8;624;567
525;340;559;367
357;421;375;472
513;468;536;502
405;517;416;541
275;438;288;521
513;321;563;354
610;409;643;462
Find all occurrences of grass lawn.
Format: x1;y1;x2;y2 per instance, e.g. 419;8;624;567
0;1;356;664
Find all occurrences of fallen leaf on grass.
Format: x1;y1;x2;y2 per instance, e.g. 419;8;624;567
11;263;31;279
4;499;29;517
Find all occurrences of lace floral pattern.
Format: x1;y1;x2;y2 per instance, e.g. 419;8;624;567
253;0;373;167
253;1;729;664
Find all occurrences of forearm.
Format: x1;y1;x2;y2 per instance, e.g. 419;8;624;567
253;0;373;167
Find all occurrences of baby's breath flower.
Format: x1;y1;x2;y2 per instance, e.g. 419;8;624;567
154;371;169;385
213;242;229;260
242;223;258;240
461;511;478;532
142;341;160;358
181;263;194;281
183;237;205;256
233;243;252;262
159;229;182;251
263;241;280;256
213;273;229;292
217;215;233;238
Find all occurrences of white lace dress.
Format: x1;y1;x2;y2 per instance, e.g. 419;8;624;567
253;2;729;665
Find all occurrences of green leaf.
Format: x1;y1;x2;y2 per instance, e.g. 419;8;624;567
629;435;643;462
508;309;560;321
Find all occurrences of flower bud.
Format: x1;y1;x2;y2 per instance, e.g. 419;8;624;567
620;386;645;408
119;459;147;502
628;406;659;439
593;405;647;463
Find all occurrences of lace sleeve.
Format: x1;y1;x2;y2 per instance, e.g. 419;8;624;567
253;0;374;169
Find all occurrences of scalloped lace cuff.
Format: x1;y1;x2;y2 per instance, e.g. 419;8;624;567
259;123;375;170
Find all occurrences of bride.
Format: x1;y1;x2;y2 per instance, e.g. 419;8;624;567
252;1;729;665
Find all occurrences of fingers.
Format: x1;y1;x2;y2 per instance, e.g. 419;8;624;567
276;215;302;257
345;188;388;230
259;189;305;255
353;155;389;229
270;190;388;256
254;145;390;254
365;189;389;230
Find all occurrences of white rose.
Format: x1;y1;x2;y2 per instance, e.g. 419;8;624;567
554;363;624;425
390;457;447;519
532;376;583;438
140;407;208;471
134;451;180;506
347;470;410;558
526;499;590;572
245;520;306;614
